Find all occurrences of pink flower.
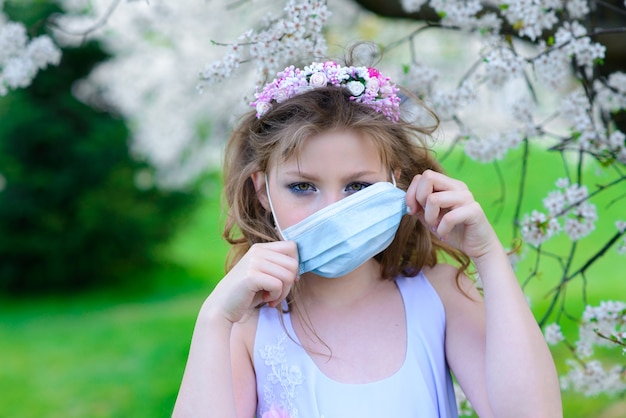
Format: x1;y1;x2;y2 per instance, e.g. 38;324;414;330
368;67;381;78
262;404;291;418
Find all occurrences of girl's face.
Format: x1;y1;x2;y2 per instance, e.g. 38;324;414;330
254;129;390;229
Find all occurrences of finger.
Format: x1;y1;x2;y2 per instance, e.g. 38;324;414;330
263;240;299;260
250;242;299;307
437;201;484;239
249;241;299;275
405;174;423;215
423;190;475;227
413;170;468;207
252;273;286;306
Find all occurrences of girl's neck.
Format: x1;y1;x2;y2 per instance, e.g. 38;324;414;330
299;259;386;309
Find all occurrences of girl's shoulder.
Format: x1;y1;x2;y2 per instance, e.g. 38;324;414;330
231;308;260;359
421;263;483;314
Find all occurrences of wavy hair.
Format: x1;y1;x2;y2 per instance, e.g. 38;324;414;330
222;86;471;290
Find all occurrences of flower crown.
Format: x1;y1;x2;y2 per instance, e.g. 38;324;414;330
251;61;401;122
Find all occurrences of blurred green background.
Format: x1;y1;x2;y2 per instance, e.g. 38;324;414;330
1;1;625;418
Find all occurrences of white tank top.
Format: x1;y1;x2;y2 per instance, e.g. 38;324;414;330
253;272;458;418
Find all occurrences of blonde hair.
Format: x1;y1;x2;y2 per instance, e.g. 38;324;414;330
222;86;470;290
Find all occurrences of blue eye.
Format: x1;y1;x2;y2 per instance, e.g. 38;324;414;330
345;182;371;194
289;182;317;194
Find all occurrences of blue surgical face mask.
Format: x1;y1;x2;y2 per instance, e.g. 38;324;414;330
265;175;408;278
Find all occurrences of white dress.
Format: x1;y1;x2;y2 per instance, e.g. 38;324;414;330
253;272;458;418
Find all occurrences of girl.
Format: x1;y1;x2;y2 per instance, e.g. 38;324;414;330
173;61;562;417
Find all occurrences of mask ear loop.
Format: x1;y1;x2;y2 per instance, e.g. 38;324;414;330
264;173;286;240
391;171;397;187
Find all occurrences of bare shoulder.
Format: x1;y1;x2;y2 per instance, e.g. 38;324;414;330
231;308;260;355
422;264;483;313
231;308;260;414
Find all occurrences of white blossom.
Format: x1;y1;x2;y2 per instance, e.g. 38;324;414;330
498;0;561;41
532;46;571;90
429;0;487;31
566;0;590;20
520;210;560;246
511;96;539;136
402;62;439;98
0;21;28;59
538;179;598;242
400;0;428;14
560;359;626;397
544;323;565;345
464;130;523;162
577;301;626;357
542;189;566;216
0;18;61;95
431;80;476;120
594;72;626;113
482;47;526;88
199;0;331;91
553;22;605;76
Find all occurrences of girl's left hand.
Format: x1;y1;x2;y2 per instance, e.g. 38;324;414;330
405;169;499;259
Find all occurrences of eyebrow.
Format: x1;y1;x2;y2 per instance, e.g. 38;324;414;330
282;170;381;181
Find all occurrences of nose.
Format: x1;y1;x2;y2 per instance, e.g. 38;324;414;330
316;190;345;212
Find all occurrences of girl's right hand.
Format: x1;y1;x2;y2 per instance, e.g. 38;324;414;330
204;241;299;325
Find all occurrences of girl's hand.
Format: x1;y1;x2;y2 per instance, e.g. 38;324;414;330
205;241;299;325
405;170;499;259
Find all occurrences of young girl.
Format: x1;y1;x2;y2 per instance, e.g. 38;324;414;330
173;60;562;417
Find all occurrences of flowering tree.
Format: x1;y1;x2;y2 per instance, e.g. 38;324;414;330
2;0;626;411
198;0;626;405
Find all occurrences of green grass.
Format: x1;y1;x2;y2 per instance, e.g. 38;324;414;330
0;147;624;417
0;185;229;418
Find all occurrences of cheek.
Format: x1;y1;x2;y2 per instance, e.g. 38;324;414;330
274;206;312;230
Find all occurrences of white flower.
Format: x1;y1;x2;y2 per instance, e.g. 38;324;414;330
566;0;590;19
483;48;526;88
556;178;570;189
543;190;566;216
26;35;61;68
256;101;272;116
309;71;327;87
533;47;570;90
595;72;626;112
2;56;35;88
402;62;438;97
464;131;522;163
521;210;560;246
544;323;565;345
379;83;394;96
561;359;626;396
0;22;28;61
400;0;428;13
346;80;365;96
430;0;484;30
499;0;561;41
365;77;380;94
274;88;290;103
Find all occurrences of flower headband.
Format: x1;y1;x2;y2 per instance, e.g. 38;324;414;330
251;61;401;122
